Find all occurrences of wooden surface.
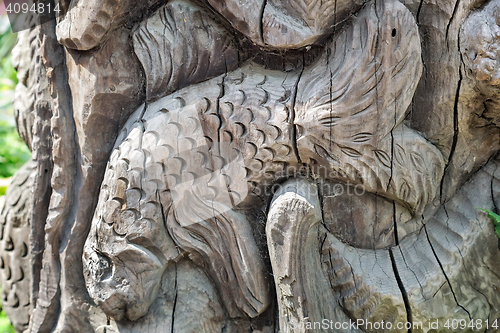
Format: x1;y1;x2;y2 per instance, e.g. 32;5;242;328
3;0;500;332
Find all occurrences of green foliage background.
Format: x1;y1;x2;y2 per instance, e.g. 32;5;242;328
477;208;500;239
0;15;30;184
0;307;14;333
0;10;28;333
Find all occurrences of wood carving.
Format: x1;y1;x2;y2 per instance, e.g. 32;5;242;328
0;161;34;332
3;0;500;331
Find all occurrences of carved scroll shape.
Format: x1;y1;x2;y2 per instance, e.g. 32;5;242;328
132;0;240;103
318;154;500;333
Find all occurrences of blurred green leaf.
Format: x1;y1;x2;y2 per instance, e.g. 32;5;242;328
476;208;500;238
0;310;14;333
0;12;29;179
0;120;31;178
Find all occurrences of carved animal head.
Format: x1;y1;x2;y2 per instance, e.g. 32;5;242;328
294;0;444;214
296;0;422;143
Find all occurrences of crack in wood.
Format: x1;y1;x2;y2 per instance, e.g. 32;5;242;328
445;0;461;50
439;58;462;204
423;222;472;320
491;163;499;214
393;201;400;246
290;54;305;165
171;262;178;333
440;0;464;204
397;242;427;301
416;0;424;24
259;0;268;45
389;247;413;333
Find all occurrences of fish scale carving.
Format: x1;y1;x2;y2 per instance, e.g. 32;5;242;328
84;64;295;321
84;0;445;323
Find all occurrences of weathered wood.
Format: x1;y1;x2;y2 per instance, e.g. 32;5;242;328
132;0;241;102
0;161;35;332
28;19;56;333
3;0;500;331
266;178;353;332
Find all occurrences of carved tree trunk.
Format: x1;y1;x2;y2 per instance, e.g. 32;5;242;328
3;0;500;332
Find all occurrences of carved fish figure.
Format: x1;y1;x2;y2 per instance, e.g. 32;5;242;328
83;0;444;322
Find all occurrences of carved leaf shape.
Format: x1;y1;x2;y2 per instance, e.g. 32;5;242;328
373;149;391;169
314;144;340;164
340;146;362;158
410;152;426;174
320;116;341;127
400;181;411;202
395;144;406;167
351;132;372;143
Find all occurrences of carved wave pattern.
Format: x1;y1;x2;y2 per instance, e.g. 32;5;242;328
132;0;240;103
